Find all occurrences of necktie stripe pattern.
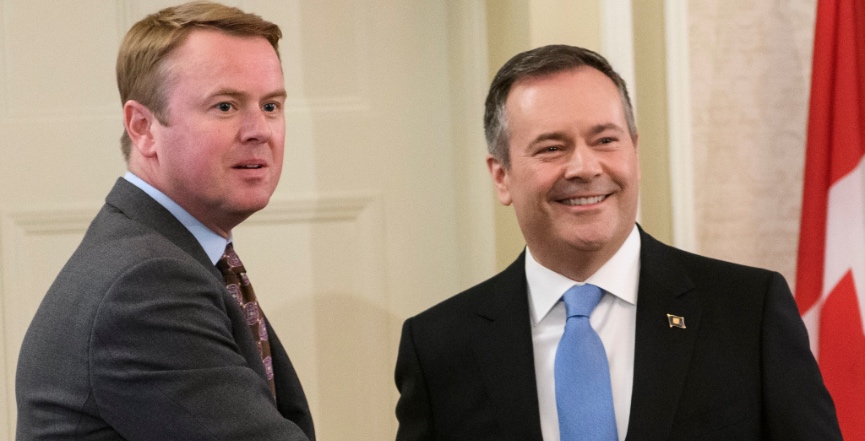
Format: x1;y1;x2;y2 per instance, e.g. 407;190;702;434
555;283;617;440
217;243;277;399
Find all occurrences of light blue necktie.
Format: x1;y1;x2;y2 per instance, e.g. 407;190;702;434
555;284;618;440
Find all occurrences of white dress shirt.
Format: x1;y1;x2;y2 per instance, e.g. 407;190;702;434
528;225;641;441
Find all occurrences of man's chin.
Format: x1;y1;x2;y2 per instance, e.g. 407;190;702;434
561;224;616;248
565;238;608;254
222;199;272;224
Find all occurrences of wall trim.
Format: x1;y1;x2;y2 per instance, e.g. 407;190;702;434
2;193;379;234
664;0;697;251
601;0;641;224
601;0;637;114
248;194;379;224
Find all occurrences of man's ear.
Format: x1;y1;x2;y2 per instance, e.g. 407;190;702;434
486;154;513;206
123;100;158;158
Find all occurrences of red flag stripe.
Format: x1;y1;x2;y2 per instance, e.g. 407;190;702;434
796;0;835;314
819;271;865;440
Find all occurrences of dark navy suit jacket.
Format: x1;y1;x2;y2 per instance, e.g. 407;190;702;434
395;228;841;440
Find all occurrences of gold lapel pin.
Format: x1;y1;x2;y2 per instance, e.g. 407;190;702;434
667;314;686;329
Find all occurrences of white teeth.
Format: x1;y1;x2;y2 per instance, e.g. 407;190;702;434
238;165;262;169
562;195;605;206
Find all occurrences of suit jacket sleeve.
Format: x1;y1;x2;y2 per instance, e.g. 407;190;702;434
89;256;309;441
394;318;436;441
761;272;842;440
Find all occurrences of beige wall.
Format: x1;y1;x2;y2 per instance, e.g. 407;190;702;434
0;0;818;437
688;0;816;285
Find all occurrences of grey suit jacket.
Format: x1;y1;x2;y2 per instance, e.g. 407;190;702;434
395;227;841;441
16;178;315;441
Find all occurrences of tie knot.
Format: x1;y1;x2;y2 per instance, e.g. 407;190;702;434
562;284;604;318
216;243;245;275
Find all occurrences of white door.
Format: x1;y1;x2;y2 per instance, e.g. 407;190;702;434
0;0;494;439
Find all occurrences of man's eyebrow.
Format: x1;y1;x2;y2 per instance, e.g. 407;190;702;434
529;123;627;145
263;89;288;101
532;131;570;144
588;123;626;136
210;89;288;100
210;89;245;99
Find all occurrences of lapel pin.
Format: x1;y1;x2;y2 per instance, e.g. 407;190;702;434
667;314;686;329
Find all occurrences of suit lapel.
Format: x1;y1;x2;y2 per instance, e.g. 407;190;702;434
626;230;702;440
470;253;544;441
105;178;221;280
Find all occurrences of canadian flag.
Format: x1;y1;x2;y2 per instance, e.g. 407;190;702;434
795;0;865;439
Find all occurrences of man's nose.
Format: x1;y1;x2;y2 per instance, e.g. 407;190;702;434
563;145;602;180
240;108;273;144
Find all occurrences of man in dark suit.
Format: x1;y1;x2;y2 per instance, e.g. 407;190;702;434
16;2;314;440
394;45;841;440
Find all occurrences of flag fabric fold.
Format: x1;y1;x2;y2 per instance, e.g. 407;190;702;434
796;0;865;439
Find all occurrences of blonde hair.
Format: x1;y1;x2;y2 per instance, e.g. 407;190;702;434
117;1;282;160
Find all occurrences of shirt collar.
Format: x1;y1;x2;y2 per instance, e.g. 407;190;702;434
124;171;230;265
526;225;641;326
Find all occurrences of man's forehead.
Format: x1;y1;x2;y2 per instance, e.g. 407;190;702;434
506;70;623;116
161;29;283;87
508;66;609;94
173;28;275;57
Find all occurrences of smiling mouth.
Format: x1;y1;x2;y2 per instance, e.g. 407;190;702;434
560;195;607;206
235;164;264;169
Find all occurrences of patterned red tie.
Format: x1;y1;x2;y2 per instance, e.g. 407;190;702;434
216;243;276;399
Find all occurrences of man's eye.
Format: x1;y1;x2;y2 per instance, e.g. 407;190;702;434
599;137;615;144
216;103;233;112
263;103;278;112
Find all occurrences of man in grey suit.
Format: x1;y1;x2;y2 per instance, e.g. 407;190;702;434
395;45;842;440
16;2;314;440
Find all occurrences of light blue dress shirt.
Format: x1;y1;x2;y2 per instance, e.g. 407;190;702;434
124;171;230;265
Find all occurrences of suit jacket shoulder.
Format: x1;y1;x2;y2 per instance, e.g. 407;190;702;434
629;228;841;440
16;178;313;441
411;253;528;328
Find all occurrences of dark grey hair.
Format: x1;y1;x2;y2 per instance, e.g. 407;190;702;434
483;44;637;168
